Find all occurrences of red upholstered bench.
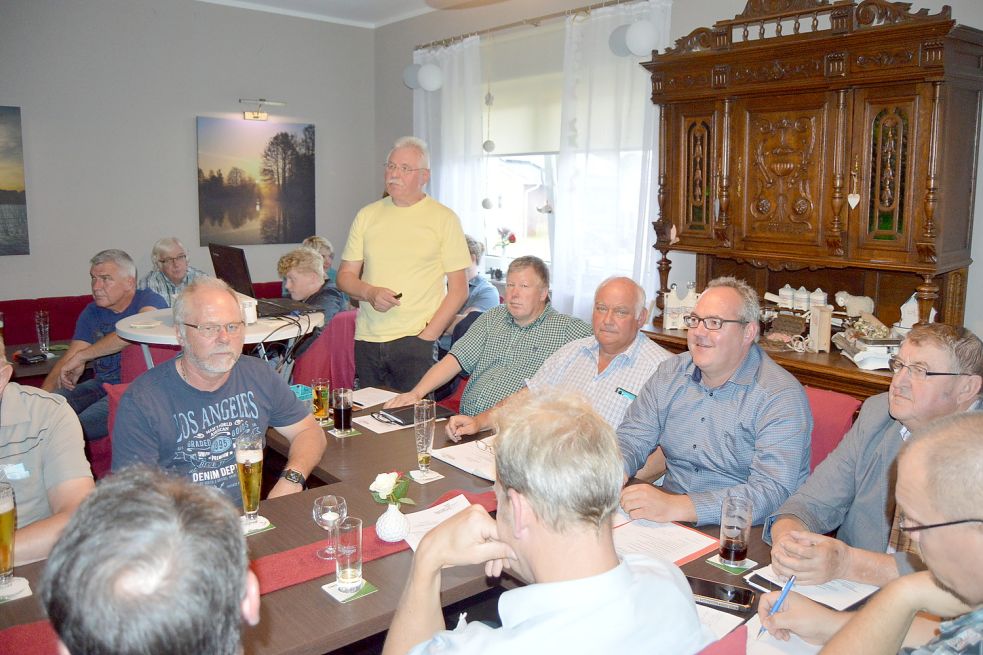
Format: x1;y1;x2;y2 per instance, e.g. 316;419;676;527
0;294;93;345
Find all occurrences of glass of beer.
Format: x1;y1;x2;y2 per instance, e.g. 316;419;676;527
719;495;752;566
311;378;330;426
414;399;436;473
330;388;355;436
0;482;15;590
235;434;264;526
336;517;363;594
312;495;347;560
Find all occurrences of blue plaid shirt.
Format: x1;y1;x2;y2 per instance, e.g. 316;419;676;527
617;343;812;526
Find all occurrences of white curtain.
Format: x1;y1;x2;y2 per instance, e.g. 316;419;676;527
552;0;672;320
412;36;485;237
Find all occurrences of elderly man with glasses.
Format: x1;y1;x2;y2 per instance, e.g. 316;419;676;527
617;276;812;526
112;278;325;500
758;412;983;654
763;323;983;587
139;237;208;306
337;136;470;392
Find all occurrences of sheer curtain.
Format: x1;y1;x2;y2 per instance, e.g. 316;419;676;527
412;36;485;236
552;0;672;320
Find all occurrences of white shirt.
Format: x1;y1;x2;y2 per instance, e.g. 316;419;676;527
407;553;713;655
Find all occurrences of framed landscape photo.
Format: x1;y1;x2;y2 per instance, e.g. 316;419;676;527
0;106;29;256
197;116;315;246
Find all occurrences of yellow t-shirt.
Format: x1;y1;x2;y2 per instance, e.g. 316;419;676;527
342;195;470;342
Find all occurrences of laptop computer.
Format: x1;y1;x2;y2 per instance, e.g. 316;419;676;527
207;243;316;318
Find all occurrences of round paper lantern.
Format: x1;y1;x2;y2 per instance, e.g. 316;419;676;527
417;64;443;92
608;24;631;57
625;20;657;57
481;198;493;209
482;139;496;153
402;64;422;89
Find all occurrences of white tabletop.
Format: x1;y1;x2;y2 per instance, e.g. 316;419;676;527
116;308;323;346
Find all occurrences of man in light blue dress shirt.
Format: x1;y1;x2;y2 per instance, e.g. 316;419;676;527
618;276;812;526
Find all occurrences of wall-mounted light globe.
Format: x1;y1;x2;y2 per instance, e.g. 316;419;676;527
402;64;422;89
609;24;631;57
482;139;496;153
417;64;443;91
481;198;493;209
625;20;658;57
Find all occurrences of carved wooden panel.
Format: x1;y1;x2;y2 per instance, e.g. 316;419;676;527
668;102;720;248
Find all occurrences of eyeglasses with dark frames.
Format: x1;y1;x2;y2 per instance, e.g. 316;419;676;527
887;356;968;381
899;517;983;533
370;412;400;425
159;254;188;265
682;314;749;331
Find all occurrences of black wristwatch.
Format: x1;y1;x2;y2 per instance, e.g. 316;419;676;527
279;468;307;489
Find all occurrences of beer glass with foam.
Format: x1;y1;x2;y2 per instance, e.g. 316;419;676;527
0;482;15;589
235;434;265;525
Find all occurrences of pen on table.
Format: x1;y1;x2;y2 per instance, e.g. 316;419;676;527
757;575;796;639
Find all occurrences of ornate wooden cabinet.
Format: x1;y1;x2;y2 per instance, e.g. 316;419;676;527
644;0;983;327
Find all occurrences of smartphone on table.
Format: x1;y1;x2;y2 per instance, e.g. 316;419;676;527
685;575;755;612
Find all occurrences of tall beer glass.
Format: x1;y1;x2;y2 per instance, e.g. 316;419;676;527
311;377;330;426
235;434;264;525
0;482;15;589
414;399;436;473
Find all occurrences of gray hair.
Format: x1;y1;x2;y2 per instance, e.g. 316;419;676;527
173;277;240;341
40;468;248;655
277;247;325;280
90;249;136;280
507;255;550;289
595;276;647;319
905;412;983;522
707;276;760;333
151;238;187;270
390;136;430;170
904;324;983;384
493;390;623;532
465;234;485;263
301;236;334;259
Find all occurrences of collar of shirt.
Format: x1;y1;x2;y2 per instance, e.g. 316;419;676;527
584;331;646;367
687;341;762;388
508;303;555;330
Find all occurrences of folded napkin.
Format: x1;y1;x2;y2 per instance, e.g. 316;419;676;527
252;489;496;595
0;620;59;654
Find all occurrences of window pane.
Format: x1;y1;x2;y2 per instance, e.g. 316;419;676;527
482;154;555;263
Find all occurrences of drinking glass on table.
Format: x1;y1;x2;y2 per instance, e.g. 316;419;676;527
235;434;265;526
330;387;356;436
311;377;331;427
34;310;50;354
336;517;363;594
0;482;15;590
414;399;436;473
313;495;347;560
719;495;752;566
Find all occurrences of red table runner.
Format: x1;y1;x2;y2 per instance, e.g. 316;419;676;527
252;489;497;595
0;619;59;654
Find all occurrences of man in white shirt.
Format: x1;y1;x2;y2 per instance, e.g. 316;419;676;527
382;390;712;655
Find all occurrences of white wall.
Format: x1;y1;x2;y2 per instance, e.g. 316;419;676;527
0;0;376;299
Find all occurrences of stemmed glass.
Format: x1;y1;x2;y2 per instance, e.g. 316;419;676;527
313;495;347;560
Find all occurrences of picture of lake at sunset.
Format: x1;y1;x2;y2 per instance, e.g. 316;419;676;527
0;106;29;256
197;116;315;246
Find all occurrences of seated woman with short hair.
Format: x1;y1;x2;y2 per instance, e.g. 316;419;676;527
278;247;347;357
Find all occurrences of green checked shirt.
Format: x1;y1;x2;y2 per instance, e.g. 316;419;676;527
449;304;592;416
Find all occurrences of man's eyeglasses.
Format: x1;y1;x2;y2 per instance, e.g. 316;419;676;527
682;314;748;331
475;440;495;455
182;322;244;338
899;515;983;533
383;163;426;175
594;304;634;319
887;356;968;381
370;412;400;425
159;254;187;265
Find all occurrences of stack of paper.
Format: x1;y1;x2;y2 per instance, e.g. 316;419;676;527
612;517;718;566
431;437;496;481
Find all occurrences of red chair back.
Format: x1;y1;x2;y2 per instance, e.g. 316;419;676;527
119;343;180;383
696;625;747;655
292;310;356;389
805;386;861;471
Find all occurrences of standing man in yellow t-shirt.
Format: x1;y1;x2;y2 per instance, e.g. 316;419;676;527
338;136;470;392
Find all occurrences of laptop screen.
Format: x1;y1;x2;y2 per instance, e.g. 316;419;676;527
207;244;255;297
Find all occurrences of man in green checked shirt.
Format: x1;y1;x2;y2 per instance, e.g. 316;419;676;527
385;256;592;415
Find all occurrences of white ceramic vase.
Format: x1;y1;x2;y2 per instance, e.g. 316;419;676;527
375;503;409;542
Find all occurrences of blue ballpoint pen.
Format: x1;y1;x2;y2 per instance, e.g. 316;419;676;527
757;575;796;639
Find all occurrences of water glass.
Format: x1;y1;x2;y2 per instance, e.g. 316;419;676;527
313;495;347;560
235;433;265;524
414;399;436;473
312;377;330;426
0;482;15;589
34;310;50;353
719;495;753;566
336;517;363;594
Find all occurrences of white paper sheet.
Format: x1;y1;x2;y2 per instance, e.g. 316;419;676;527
431;437;496;481
745;565;877;611
746;615;822;655
612;517;718;565
352;387;398;409
352;414;405;434
404;494;473;551
696;604;747;640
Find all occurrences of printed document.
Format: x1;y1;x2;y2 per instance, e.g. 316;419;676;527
746;564;877;611
431;437;496;481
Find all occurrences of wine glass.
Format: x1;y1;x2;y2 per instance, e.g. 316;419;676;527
313;495;347;560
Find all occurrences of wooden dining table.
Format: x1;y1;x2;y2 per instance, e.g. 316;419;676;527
0;400;773;655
